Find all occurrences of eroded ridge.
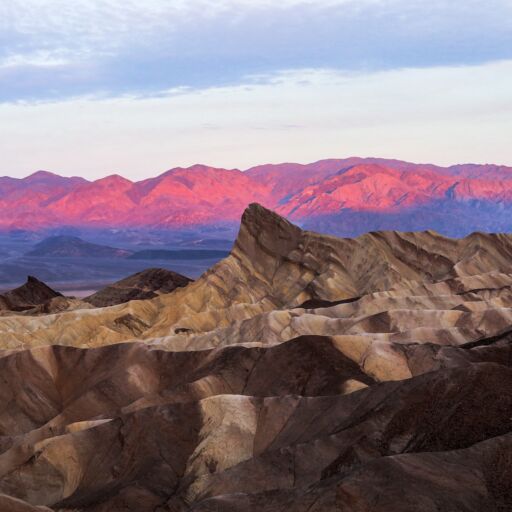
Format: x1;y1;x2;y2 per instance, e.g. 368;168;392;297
0;204;511;510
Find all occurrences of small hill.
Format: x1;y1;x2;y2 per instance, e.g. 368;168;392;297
0;276;62;311
26;235;132;258
84;268;192;307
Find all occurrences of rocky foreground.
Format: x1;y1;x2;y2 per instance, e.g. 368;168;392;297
0;204;511;511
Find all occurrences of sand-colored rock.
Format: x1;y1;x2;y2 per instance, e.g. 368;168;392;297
0;204;511;510
2;204;512;351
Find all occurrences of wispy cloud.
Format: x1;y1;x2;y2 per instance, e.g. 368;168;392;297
0;0;511;102
1;2;510;175
2;60;511;178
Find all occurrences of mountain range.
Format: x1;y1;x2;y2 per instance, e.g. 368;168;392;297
2;157;512;236
27;236;133;258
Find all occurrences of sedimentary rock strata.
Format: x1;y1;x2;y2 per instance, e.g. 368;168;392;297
0;204;511;510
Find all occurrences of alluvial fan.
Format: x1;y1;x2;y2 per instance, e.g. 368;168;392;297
0;204;511;511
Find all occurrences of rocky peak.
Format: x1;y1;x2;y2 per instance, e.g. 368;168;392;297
234;203;303;261
0;276;62;312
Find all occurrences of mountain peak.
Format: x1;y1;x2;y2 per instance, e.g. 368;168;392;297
0;275;62;312
84;268;192;307
27;235;132;258
26;170;60;178
24;170;68;183
159;164;241;178
235;203;302;261
96;174;133;185
22;171;88;187
242;202;295;229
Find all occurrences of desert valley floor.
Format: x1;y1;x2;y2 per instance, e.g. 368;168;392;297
0;204;511;511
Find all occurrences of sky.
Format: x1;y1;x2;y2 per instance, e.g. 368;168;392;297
0;0;511;179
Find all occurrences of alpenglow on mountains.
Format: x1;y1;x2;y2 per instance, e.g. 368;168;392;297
2;157;512;236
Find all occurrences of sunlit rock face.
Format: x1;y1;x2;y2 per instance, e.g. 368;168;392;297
2;159;512;235
0;204;512;511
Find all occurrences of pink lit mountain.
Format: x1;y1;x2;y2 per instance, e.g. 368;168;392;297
2;159;512;236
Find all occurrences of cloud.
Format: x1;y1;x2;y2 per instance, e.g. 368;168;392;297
0;0;511;102
1;60;511;178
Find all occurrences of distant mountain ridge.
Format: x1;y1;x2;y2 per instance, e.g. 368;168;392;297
127;249;231;260
27;235;132;258
2;158;512;236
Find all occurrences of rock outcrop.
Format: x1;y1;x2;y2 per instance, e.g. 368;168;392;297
2;204;512;349
0;276;62;312
84;268;192;307
0;204;511;510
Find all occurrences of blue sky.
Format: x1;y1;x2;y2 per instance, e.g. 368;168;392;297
1;0;511;178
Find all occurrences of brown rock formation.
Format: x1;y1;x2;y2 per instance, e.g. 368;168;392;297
0;204;511;510
84;268;192;307
0;276;62;312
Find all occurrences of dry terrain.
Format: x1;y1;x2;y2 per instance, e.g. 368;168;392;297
0;204;511;511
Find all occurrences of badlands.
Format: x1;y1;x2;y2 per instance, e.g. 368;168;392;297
0;204;511;510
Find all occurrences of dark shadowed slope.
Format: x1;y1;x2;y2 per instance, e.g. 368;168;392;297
0;341;511;510
0;276;62;311
84;268;192;307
